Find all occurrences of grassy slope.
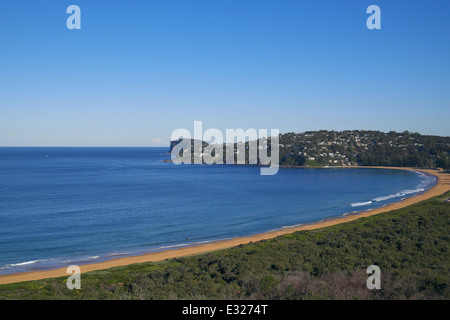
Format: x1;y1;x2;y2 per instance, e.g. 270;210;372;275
1;192;449;300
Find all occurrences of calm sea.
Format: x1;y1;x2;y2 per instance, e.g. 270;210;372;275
0;147;436;275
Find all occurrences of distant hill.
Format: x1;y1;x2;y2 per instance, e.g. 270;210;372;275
278;130;449;169
169;130;450;169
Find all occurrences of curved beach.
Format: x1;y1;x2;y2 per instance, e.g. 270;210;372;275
0;167;448;285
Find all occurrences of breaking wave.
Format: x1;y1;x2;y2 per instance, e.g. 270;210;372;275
372;188;425;202
350;201;373;207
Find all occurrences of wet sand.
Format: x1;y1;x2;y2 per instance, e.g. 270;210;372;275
0;167;448;285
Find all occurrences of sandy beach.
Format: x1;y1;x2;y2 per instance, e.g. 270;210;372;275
0;166;448;285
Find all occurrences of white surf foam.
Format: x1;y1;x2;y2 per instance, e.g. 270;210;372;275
372;188;425;202
350;201;372;207
0;259;45;270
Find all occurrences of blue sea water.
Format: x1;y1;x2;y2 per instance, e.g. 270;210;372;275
0;147;436;275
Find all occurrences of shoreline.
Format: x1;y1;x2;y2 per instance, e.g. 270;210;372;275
0;166;449;285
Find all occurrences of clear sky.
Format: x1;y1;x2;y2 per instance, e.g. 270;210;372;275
0;0;449;146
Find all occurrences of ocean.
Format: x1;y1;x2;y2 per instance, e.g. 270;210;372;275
0;147;437;275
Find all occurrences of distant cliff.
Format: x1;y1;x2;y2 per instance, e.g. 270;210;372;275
169;138;209;154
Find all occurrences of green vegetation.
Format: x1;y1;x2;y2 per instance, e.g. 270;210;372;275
1;191;449;300
279;130;450;168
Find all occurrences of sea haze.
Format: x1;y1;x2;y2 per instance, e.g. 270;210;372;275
0;147;436;275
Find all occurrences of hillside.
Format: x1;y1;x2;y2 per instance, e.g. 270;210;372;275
279;130;450;168
169;130;450;169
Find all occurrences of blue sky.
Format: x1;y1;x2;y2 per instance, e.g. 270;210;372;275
0;0;449;146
